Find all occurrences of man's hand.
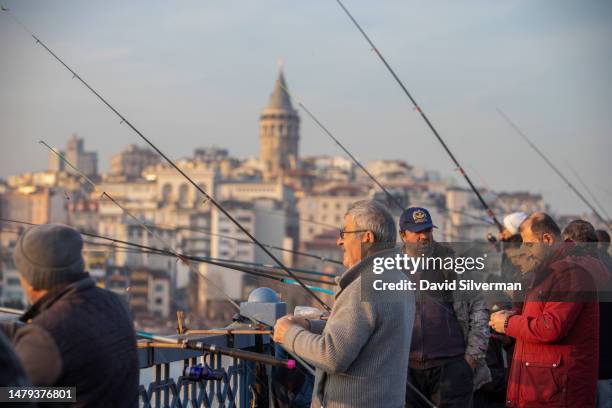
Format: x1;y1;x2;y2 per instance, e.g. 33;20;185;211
291;316;310;330
464;354;478;371
273;315;299;344
489;310;514;334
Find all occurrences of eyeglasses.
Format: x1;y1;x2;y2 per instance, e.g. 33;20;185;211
339;229;369;239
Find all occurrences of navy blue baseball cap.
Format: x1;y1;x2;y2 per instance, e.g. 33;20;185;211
399;207;437;233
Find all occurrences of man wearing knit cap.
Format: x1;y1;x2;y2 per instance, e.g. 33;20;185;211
0;224;139;408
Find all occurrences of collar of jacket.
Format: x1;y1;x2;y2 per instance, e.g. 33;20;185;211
335;245;396;298
20;275;94;323
529;241;576;287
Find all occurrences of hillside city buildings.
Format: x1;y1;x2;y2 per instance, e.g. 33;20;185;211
0;68;558;327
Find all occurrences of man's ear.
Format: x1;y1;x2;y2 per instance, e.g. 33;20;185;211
362;230;375;244
542;233;555;245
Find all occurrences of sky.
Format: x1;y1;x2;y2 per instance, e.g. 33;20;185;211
0;0;610;215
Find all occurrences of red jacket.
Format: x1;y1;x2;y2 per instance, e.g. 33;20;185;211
505;244;600;408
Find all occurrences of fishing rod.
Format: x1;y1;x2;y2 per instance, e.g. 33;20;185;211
0;217;335;296
0;306;23;315
64;215;341;266
205;257;337;278
2;9;330;312
332;0;503;234
290;92;404;211
79;236;338;279
145;222;342;265
137;331;296;369
496;108;610;230
137;250;334;292
566;162;611;224
92;242;338;280
277;83;495;229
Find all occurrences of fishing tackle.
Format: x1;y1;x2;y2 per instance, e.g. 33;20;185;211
183;363;226;382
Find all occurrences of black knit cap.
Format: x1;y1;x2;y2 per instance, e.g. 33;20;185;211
13;224;85;290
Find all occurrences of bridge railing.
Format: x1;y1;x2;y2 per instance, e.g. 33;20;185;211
138;287;288;408
138;333;259;408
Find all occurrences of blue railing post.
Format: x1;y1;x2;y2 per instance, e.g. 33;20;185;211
239;287;286;407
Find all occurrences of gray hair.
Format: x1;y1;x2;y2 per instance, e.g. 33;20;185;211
346;200;397;243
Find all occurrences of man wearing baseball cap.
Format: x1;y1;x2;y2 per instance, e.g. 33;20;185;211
399;207;490;407
0;224;139;407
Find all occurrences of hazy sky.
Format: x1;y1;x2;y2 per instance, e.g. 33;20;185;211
1;0;610;215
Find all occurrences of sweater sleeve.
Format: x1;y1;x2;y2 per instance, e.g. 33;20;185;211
284;282;376;374
464;294;490;360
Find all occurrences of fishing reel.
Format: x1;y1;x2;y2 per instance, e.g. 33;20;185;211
183;352;225;382
183;362;225;381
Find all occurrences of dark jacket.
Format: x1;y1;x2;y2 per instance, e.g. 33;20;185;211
410;244;466;367
505;244;600;408
595;254;612;379
408;243;491;389
1;277;138;408
0;329;29;386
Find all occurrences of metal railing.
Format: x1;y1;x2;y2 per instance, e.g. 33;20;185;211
138;333;258;408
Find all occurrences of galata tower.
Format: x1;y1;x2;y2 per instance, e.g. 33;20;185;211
259;68;300;180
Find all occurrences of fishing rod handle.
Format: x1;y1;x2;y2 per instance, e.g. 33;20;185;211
189;341;296;369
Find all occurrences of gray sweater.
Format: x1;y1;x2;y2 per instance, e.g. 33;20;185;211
284;251;415;408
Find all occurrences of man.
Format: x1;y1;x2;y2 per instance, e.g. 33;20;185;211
596;229;611;250
490;213;599;407
595;229;612;271
499;213;526;283
563;221;612;408
500;212;528;241
0;224;139;407
399;207;490;407
595;228;612;408
563;219;598;246
274;200;415;408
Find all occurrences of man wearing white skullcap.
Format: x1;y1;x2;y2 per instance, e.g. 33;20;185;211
500;212;528;240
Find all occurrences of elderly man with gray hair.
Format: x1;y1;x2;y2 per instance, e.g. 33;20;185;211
274;199;416;408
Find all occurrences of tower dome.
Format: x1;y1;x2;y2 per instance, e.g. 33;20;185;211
259;67;300;180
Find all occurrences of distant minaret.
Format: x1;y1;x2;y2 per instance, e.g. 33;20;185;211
259;65;300;180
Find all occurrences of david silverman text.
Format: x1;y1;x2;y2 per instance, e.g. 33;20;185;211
372;279;522;292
